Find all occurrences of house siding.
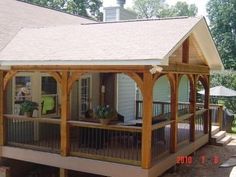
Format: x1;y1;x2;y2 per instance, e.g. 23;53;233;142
117;74;136;121
138;75;189;102
153;76;171;102
103;8;118;22
178;75;190;102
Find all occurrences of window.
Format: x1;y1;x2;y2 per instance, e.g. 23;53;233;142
41;76;58;117
12;73;60;118
80;77;91;116
14;76;32;115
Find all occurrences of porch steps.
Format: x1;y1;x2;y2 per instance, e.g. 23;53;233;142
216;135;232;146
211;126;220;135
211;126;232;146
212;131;226;142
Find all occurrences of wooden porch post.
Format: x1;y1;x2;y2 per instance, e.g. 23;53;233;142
0;70;5;146
182;38;189;64
170;74;178;153
190;75;197;142
60;168;68;177
141;72;153;169
204;75;210;135
61;71;70;156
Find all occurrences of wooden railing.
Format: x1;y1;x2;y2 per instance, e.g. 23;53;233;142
177;113;192;145
136;100;171;119
136;100;190;120
136;100;223;127
195;109;206;137
5;115;60;153
4;114;142;165
68;121;142;165
151;120;173;162
3;102;220;166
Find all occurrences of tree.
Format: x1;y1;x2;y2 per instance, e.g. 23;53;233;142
207;0;236;70
169;1;198;17
133;0;166;18
133;0;198;18
210;70;236;112
21;0;102;20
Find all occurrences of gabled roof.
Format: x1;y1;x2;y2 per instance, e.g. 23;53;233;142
0;16;224;70
0;0;93;51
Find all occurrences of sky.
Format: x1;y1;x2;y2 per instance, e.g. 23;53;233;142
103;0;208;17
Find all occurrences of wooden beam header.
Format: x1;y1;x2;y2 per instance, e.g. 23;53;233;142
9;63;210;75
161;63;209;75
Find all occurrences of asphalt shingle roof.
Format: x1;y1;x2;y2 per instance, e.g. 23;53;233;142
0;17;203;65
0;0;93;51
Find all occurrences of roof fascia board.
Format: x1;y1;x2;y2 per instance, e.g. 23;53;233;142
0;59;164;66
193;18;224;71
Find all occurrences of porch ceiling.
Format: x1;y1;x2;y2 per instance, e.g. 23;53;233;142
0;16;223;70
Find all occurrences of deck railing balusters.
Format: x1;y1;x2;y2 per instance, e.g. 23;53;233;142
4;105;213;167
195;110;205;137
5;115;60;153
68;121;142;165
151;121;172;163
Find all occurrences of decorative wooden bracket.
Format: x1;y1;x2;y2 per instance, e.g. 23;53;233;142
3;71;17;90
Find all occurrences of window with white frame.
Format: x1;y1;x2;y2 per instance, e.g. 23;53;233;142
80;76;91;116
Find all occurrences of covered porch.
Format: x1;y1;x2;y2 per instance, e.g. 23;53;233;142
0;63;211;172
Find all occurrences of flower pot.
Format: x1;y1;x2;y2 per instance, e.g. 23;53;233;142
99;119;111;125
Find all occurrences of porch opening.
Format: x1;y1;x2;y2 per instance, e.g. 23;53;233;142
4;72;61;153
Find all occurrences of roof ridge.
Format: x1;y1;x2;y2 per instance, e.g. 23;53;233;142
82;16;195;25
17;0;97;22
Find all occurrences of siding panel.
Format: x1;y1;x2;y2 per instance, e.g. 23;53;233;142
117;74;136;121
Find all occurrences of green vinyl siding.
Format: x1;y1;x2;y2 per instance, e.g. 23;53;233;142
178;75;190;102
153;76;171;101
152;75;189;102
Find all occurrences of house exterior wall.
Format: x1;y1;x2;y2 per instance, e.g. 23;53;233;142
116;74;136;121
91;73;100;109
70;73;100;120
103;7;119;22
153;76;171;102
103;7;137;22
138;76;189;102
178;75;190;102
6;82;12;114
70;81;79;120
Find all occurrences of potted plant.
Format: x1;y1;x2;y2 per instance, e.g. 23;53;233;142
95;105;116;125
20;100;38;117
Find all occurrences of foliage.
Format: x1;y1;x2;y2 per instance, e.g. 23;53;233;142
95;105;115;119
20;100;39;115
169;1;198;17
210;70;236;112
133;0;165;18
207;0;236;70
21;0;103;20
133;0;198;18
232;117;236;133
